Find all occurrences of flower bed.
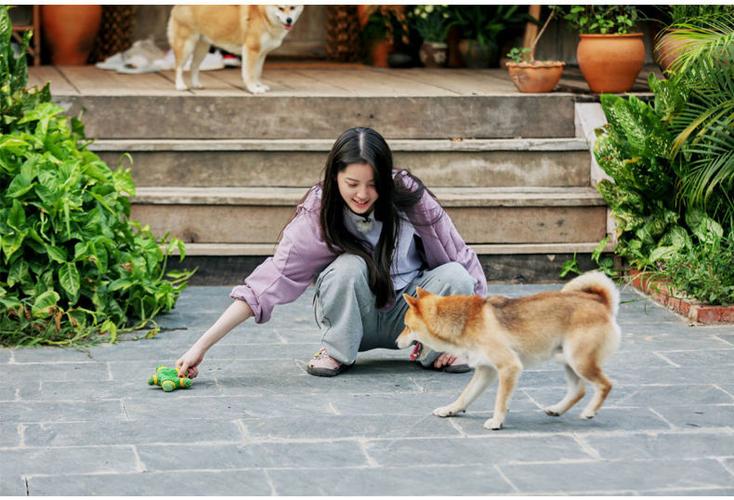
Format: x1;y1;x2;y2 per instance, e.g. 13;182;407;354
629;270;734;324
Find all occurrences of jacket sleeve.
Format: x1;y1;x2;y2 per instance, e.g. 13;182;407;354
229;202;336;323
401;171;488;296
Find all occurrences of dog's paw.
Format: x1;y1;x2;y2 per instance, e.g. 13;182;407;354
543;406;562;417
246;83;269;94
432;405;463;418
579;410;596;420
191;80;204;90
483;417;504;430
175;82;189;91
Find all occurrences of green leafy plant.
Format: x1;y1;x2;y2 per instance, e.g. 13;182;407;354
561;5;639;35
594;93;680;269
656;17;734;228
0;6;194;346
506;8;560;64
656;212;734;305
507;47;531;64
410;5;452;44
449;5;529;49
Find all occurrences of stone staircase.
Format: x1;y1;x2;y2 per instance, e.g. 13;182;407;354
71;77;606;284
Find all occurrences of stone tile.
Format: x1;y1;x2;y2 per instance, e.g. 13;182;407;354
217;372;424;397
611;385;734;407
328;390;538;416
364;434;591;467
12;346;95;363
268;465;516;495
660;349;734;366
4;362;110;384
0;349;13;363
106;359;300;382
0;385;19;401
124;393;335;420
0;446;139;476
242;414;462;440
0;476;27;496
643;487;734;495
585;431;734;460
651;405;734;429
1;400;124;423
0;423;21;447
452;407;671;435
500;458;734;494
137;441;367;471
23;419;243;447
27;470;272;496
20;378;222;401
618;330;732;352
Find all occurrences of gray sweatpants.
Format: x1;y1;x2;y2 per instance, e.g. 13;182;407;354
313;254;476;366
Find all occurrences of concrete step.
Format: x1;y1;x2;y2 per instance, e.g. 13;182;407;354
61;94;576;139
173;242;611;256
131;186;606;245
93;138;590;188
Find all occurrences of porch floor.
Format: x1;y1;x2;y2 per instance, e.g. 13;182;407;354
28;61;661;98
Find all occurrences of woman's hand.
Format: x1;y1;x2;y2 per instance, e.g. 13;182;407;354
176;346;205;379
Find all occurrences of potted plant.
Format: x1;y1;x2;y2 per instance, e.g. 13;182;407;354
358;5;409;68
654;5;734;72
410;5;452;68
449;5;529;68
562;5;644;93
505;9;565;93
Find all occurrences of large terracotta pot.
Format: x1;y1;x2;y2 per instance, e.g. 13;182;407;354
655;32;686;72
42;5;102;65
506;61;565;93
577;33;645;93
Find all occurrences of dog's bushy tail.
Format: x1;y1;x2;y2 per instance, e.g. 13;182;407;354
562;271;620;317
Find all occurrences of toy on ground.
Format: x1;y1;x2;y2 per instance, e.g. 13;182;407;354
148;365;192;392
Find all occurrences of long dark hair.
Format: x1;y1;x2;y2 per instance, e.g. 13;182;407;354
320;127;425;308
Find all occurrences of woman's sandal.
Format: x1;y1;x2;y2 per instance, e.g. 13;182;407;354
410;342;471;373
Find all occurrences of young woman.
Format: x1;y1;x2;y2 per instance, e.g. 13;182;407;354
176;127;487;378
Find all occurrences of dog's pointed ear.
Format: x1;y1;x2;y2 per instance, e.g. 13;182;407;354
415;287;431;299
403;293;417;308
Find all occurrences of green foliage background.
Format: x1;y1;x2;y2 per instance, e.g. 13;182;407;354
0;7;193;346
593;11;734;304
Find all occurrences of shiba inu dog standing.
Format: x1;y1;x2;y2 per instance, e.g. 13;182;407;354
167;5;304;93
397;271;621;430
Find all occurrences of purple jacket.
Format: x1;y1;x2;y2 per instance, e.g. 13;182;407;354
231;172;488;323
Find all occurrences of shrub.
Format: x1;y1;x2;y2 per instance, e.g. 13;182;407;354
0;6;193;346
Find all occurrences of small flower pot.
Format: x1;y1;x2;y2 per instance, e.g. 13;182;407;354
505;60;565;93
419;41;448;68
654;32;686;72
577;33;645;93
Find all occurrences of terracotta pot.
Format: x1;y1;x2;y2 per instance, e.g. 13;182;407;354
654;32;686;72
419;41;448;68
506;61;565;93
369;39;391;68
42;5;102;65
577;33;645;93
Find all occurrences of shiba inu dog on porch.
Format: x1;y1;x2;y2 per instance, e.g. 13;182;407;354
167;5;304;93
397;271;621;430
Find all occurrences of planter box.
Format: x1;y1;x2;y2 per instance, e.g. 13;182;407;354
628;269;734;324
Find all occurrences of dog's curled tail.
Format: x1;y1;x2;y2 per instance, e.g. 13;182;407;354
562;271;620;317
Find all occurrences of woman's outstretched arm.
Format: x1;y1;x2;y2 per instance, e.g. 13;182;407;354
175;299;253;378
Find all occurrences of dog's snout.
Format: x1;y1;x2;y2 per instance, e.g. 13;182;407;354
286;17;292;24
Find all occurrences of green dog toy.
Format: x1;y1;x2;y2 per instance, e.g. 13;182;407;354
148;365;192;392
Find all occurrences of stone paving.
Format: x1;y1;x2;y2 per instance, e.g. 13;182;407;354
2;283;734;495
